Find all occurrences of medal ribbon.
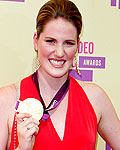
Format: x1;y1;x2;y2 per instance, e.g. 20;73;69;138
32;71;69;121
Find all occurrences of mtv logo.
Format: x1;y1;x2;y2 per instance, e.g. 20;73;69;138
111;0;120;9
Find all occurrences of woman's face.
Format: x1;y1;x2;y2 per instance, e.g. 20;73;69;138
34;17;78;78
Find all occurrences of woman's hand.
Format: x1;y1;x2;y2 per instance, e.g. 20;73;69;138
16;113;40;150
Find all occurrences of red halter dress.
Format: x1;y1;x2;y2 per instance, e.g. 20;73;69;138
9;74;97;150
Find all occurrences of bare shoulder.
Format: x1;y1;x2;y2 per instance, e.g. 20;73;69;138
0;82;20;124
76;79;108;104
0;84;17;109
75;79;112;123
0;83;18;149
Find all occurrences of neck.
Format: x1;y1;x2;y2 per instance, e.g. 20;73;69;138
37;69;68;106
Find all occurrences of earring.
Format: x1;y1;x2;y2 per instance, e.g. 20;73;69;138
75;55;81;76
33;55;40;72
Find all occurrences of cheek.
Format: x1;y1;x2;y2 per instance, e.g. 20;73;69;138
67;49;76;60
38;44;50;57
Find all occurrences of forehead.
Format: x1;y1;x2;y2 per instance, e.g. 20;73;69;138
40;17;77;39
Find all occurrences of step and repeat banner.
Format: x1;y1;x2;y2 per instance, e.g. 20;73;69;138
0;0;120;149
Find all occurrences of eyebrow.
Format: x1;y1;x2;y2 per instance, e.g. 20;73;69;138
44;37;56;40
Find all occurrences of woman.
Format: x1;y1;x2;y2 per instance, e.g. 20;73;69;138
0;0;120;149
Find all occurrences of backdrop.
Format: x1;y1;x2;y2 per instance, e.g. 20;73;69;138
0;0;120;149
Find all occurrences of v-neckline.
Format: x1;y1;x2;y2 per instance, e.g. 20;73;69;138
49;90;70;142
32;71;70;141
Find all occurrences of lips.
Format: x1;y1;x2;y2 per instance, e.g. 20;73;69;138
49;59;65;66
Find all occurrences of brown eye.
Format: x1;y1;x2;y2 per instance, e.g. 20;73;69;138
46;40;55;43
66;41;74;45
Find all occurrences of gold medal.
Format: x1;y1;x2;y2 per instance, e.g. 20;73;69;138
17;98;43;121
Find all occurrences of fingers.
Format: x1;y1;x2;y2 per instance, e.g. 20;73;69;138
17;114;40;126
17;113;32;123
16;113;40;136
26;125;39;137
16;113;40;150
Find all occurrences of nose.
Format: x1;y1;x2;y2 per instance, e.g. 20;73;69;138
54;44;65;58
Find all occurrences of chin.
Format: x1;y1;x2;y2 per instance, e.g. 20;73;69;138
47;70;68;78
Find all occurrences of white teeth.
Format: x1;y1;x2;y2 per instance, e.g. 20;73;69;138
50;60;64;65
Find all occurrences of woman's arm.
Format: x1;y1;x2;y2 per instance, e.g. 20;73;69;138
0;85;17;149
78;80;120;149
96;86;120;149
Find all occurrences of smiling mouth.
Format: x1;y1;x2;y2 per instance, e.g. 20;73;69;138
49;59;65;66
